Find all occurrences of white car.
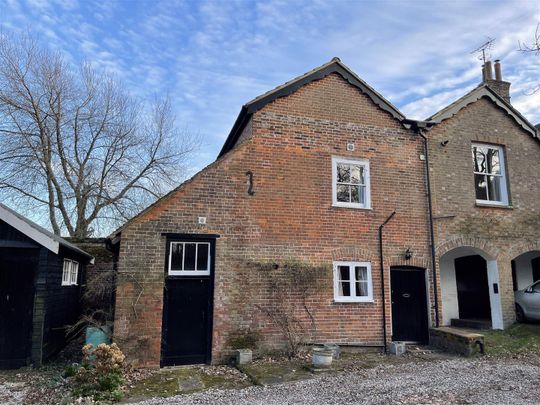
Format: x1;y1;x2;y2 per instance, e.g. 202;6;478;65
515;280;540;322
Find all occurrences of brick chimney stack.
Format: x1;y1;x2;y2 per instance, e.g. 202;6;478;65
483;59;511;104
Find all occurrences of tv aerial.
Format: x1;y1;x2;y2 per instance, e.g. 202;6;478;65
470;37;495;63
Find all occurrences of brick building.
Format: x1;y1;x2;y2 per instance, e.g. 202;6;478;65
424;60;540;330
109;58;539;368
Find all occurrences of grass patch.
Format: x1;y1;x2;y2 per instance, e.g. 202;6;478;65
483;323;540;356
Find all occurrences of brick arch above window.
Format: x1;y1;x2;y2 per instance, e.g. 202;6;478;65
472;135;506;146
331;246;373;262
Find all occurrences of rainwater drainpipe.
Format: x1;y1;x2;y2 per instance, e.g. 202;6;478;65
417;128;440;328
379;210;396;354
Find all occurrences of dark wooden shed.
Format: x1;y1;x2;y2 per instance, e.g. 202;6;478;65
0;203;93;369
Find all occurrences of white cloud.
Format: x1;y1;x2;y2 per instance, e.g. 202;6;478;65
2;0;540;167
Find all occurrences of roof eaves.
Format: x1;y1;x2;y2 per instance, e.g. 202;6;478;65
218;58;405;158
107;150;237;240
427;84;537;138
0;203;94;263
245;58;404;120
427;84;483;121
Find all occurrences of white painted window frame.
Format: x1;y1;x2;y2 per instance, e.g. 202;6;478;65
333;261;373;303
62;259;71;286
168;241;211;276
472;143;509;206
70;260;79;285
62;259;79;286
332;156;371;209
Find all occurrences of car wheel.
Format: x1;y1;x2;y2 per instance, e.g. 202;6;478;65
515;304;526;323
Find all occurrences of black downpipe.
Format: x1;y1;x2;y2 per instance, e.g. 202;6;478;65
418;129;440;327
379;211;396;354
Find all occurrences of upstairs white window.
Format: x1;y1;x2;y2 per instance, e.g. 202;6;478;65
472;144;508;205
62;259;79;286
333;261;373;302
332;157;371;209
169;242;211;276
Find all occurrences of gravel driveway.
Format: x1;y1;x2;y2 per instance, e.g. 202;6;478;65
136;357;540;404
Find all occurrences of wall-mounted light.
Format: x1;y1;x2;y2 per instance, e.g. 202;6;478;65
404;248;413;260
440;140;449;147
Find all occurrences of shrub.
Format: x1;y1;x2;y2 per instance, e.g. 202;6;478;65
69;343;126;402
227;328;261;350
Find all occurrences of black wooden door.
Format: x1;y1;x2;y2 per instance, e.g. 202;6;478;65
0;249;37;369
391;267;429;343
532;257;540;283
161;238;214;366
455;255;491;320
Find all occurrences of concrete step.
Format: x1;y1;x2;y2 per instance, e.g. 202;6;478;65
450;318;491;330
430;327;485;356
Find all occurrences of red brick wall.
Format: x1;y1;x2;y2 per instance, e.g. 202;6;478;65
113;73;432;367
427;97;540;326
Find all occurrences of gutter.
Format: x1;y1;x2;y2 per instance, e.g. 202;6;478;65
418;129;440;327
405;120;440;328
379;210;396;354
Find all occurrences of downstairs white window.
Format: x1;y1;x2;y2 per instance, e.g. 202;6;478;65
333;261;373;302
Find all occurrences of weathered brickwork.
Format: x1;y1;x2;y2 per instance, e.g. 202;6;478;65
113;73;433;367
427;97;540;327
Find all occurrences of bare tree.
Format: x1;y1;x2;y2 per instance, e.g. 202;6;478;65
0;32;197;238
517;23;540;94
518;23;540;53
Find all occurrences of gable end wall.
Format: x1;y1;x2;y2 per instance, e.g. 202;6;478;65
113;72;433;367
428;97;540;326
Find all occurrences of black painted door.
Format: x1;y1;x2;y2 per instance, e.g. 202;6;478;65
532;257;540;283
455;255;491;320
391;267;429;343
0;249;37;369
161;239;214;366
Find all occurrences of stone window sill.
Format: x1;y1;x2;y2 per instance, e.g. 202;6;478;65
475;203;513;210
332;300;375;305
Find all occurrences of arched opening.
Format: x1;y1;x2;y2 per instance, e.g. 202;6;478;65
511;250;540;292
512;250;540;323
439;246;503;329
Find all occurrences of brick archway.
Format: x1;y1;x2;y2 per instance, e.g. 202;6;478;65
502;240;540;261
435;237;499;261
384;255;431;270
436;237;504;329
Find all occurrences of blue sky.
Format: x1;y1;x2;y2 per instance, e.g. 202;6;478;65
2;0;540;171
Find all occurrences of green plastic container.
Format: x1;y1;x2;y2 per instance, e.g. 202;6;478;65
85;325;112;348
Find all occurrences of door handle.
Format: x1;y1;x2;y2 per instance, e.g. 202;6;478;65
402;293;411;298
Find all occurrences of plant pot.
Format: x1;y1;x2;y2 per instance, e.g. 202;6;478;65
323;344;341;359
312;348;333;368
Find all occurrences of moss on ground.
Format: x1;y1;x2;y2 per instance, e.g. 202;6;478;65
237;360;313;386
125;366;251;400
483;323;540;356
